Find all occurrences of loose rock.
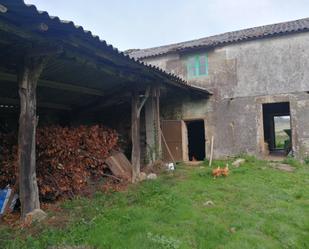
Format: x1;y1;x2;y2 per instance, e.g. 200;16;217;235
147;173;157;180
232;158;246;168
25;209;47;224
269;163;295;172
203;200;214;206
139;172;147;181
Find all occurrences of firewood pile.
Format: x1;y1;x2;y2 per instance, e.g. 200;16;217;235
0;125;119;201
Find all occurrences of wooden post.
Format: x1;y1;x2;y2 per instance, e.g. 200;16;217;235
131;90;141;183
18;56;46;219
145;86;162;164
131;87;150;183
154;86;162;159
209;136;214;167
145;94;156;163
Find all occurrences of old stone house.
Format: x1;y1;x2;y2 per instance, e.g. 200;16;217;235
129;18;309;161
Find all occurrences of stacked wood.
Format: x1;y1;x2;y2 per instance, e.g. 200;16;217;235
0;132;18;188
0;125;119;201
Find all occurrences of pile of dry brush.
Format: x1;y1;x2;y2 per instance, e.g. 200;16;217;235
0;125;119;201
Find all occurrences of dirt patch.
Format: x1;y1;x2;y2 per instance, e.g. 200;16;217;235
185;161;203;166
142;160;166;175
101;178;129;193
1;178;129;232
269;163;295;172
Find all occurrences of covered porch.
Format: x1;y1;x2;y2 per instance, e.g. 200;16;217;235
0;0;209;220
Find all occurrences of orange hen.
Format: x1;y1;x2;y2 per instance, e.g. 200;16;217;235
221;164;229;176
212;165;229;178
212;167;222;178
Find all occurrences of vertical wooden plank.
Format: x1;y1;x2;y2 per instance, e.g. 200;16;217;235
145;86;162;163
131;90;140;183
154;86;162;159
18;57;46;219
209;136;214;167
181;120;189;162
161;120;184;162
145;90;156;163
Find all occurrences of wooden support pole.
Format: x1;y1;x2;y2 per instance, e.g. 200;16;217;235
145;86;162;164
131;90;141;183
209;136;214;167
131;86;150;182
154;86;162;159
145;92;156;163
137;86;150;118
17;56;47;219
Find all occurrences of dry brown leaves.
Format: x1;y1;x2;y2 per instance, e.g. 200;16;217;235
0;125;119;201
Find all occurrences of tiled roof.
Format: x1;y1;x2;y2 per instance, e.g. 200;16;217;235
128;17;309;59
0;0;210;95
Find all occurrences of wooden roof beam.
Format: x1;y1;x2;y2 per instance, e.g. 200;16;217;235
0;72;105;96
0;97;71;111
0;19;43;41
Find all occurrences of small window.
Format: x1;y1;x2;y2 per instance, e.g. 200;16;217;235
186;54;208;78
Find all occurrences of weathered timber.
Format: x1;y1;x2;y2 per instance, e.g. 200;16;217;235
145;86;162;162
131;87;152;182
131;90;140;183
17;56;47;219
0;19;44;41
0;97;71;111
137;86;150;118
161;127;176;164
155;86;162;158
105;151;132;180
26;45;62;57
0;72;105;96
62;49;155;84
145;91;156;162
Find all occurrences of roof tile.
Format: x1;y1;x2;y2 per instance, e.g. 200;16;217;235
128;17;309;59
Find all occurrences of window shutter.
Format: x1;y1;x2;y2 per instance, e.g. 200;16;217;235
198;55;208;75
187;54;208;78
187;57;196;77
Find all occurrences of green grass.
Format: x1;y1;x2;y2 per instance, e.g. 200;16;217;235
275;131;290;149
1;158;309;249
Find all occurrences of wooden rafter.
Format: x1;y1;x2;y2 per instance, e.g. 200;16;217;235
0;72;105;96
26;45;63;58
0;97;71;111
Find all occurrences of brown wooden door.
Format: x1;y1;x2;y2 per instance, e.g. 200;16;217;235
161;120;187;162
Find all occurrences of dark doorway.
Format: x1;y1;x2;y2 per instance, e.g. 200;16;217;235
186;120;205;161
262;102;291;156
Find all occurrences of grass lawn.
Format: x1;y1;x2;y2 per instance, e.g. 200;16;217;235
275;131;290;149
1;157;309;249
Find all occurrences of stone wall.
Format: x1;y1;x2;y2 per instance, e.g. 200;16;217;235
142;32;309;159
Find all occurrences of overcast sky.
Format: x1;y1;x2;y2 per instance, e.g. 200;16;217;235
25;0;308;51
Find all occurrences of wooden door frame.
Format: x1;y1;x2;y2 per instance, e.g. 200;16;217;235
256;95;293;157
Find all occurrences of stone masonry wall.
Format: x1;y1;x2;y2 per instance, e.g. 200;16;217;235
143;32;309;159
